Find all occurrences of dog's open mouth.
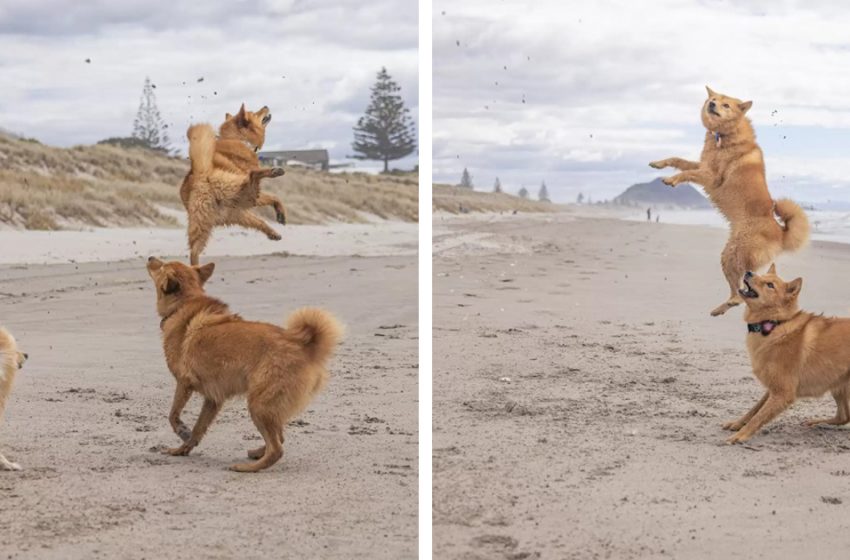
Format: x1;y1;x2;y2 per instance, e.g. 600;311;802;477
739;277;758;299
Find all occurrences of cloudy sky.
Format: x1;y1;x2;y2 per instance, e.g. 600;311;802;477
0;0;418;171
434;0;850;204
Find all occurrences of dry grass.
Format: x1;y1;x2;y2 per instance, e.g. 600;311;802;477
433;183;559;214
0;133;418;230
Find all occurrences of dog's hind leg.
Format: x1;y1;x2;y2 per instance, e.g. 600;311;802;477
231;409;284;473
723;392;768;431
804;385;850;427
226;210;281;241
188;217;214;266
711;240;751;316
727;392;794;444
0;451;20;471
256;191;287;225
164;398;220;456
247;431;284;460
168;383;193;442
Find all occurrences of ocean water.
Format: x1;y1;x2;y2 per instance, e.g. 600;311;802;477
621;208;850;245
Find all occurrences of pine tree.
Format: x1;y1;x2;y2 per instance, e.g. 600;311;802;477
351;67;417;173
493;177;502;193
132;77;170;153
538;181;550;202
460;168;473;189
518;186;529;199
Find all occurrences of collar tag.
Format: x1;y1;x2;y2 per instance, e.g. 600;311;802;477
714;131;722;148
747;320;780;336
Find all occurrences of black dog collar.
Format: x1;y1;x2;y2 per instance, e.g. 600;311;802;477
747;320;781;336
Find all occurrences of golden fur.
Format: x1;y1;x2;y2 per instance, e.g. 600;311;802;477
650;87;810;316
0;326;27;471
724;264;850;444
146;257;342;472
181;104;289;265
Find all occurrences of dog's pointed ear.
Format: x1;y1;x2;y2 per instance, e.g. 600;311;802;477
786;277;802;296
739;100;753;113
236;103;248;126
767;263;776;275
705;85;717;98
195;262;215;284
225;112;233;120
162;275;181;295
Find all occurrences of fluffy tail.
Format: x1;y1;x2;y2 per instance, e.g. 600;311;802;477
774;198;810;252
285;308;344;365
187;124;216;178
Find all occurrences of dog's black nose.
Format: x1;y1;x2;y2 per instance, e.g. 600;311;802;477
709;101;716;110
148;256;156;262
744;271;753;278
23;353;28;359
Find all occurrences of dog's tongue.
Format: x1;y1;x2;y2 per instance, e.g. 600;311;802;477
762;321;776;334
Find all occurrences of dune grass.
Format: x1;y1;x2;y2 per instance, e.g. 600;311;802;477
433;183;559;214
0;134;418;230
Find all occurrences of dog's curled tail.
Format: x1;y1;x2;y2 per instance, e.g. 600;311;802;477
285;308;344;365
774;198;810;252
187;124;216;178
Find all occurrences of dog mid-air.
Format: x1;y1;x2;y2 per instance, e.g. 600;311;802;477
650;87;809;316
0;327;27;471
181;104;289;265
147;257;342;472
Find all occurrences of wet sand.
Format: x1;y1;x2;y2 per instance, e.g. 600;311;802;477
434;212;850;559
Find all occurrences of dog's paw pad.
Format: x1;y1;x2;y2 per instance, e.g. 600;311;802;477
268;232;282;241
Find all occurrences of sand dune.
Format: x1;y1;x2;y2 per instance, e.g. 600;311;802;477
0;134;418;230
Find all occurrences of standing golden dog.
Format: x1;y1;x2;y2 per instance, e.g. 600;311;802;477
650;87;809;316
182;104;289;265
146;257;342;472
0;327;27;471
725;264;850;444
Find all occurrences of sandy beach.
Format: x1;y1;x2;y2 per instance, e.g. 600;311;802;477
433;211;850;559
0;224;417;558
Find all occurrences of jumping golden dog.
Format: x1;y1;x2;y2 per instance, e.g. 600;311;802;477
650;87;809;316
725;265;850;444
182;104;289;265
0;327;27;471
147;257;342;472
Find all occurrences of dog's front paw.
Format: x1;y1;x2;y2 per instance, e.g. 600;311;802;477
270;167;285;178
722;420;743;431
267;231;282;241
275;210;286;225
661;175;680;187
1;461;21;471
163;444;192;456
649;160;667;169
726;432;749;445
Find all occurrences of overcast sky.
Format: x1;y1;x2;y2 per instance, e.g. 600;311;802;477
434;0;850;203
0;0;418;171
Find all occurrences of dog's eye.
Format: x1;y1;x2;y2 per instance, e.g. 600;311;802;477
766;282;775;289
723;103;730;109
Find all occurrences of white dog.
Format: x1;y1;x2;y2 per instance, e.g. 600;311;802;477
0;327;27;471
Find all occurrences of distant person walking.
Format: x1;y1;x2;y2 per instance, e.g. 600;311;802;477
656;215;660;223
646;207;652;222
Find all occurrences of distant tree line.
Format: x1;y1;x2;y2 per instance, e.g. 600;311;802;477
456;168;552;202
